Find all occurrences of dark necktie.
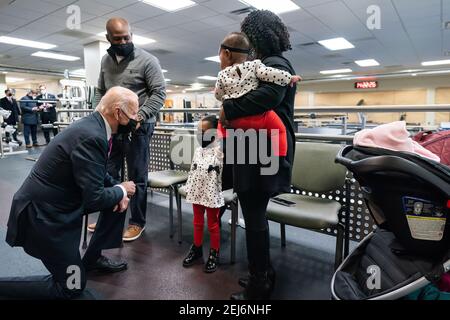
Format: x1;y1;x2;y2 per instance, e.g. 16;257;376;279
108;137;113;158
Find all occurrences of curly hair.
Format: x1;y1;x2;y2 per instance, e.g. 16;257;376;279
241;10;292;59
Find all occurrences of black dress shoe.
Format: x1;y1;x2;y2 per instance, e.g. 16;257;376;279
238;266;276;288
231;271;273;300
204;249;219;273
183;244;203;267
85;256;128;273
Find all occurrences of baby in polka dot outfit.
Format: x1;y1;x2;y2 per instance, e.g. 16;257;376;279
215;32;301;156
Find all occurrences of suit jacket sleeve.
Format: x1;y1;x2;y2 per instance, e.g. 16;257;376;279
71;136;123;211
104;173;119;187
222;57;289;121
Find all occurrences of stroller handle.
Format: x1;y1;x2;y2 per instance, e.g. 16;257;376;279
335;146;450;197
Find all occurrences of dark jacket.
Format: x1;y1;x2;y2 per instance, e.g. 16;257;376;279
6;112;123;260
20;95;39;125
36;93;57;123
0;96;21;125
222;55;297;195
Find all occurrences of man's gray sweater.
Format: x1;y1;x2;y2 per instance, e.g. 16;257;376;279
94;46;166;123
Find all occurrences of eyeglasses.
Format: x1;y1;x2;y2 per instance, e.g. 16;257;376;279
220;44;250;54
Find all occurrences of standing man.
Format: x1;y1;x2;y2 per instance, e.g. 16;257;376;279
36;84;58;144
0;89;23;146
0;87;138;300
20;90;40;148
88;17;166;242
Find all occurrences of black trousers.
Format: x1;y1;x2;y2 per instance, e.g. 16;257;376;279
106;123;155;227
41;110;58;143
237;191;272;273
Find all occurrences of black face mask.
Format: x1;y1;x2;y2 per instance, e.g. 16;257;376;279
197;131;215;148
6;93;12;97
118;119;139;135
110;42;134;57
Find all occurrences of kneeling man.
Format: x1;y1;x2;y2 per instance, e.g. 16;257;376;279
0;87;140;299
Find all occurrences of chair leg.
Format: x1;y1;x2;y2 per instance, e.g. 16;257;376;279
169;187;174;239
230;201;238;264
280;223;286;247
82;214;88;249
174;185;182;245
334;223;345;270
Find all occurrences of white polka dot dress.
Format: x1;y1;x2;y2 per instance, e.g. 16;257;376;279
185;143;225;208
214;59;295;101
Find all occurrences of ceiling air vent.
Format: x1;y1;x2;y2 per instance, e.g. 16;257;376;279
230;7;255;16
149;49;173;55
296;42;318;48
58;29;95;39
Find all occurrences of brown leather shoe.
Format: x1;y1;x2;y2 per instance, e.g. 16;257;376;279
123;225;145;242
87;223;96;233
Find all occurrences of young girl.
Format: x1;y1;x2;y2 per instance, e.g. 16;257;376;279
215;32;301;157
182;115;224;273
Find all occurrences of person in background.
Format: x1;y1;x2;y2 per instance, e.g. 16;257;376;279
36;84;58;144
0;87;138;300
0;89;22;146
88;17;166;242
182;115;224;273
20;89;40;148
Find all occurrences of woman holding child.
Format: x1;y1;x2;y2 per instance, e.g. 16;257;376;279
219;10;298;300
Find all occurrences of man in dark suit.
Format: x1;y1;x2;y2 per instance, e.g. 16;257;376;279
0;86;139;299
0;89;23;145
20;90;40;148
36;84;58;144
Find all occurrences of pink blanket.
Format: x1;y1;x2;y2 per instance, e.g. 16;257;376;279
353;121;441;162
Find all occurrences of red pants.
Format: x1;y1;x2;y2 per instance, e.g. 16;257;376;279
193;204;220;251
218;110;287;156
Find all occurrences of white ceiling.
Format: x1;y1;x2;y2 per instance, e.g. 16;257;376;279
0;0;450;86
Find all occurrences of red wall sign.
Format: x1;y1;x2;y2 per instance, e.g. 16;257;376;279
355;81;378;89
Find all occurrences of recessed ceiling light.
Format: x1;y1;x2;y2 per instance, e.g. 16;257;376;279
197;75;218;81
0;36;56;50
164;79;171;82
205;56;220;63
355;59;380;67
32;51;80;61
238;0;300;15
162;69;168;73
6;77;25;83
1;71;8;74
140;0;197;12
421;59;450;66
96;32;156;45
166;89;173;93
320;68;353;75
412;73;417;77
318;37;354;51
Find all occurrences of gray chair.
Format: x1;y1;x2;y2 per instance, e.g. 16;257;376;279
266;142;348;270
148;134;196;239
176;186;239;264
